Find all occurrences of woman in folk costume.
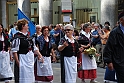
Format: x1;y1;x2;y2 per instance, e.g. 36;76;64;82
36;26;56;83
32;25;43;82
32;25;42;46
77;24;99;83
11;18;43;83
0;23;14;83
58;24;84;83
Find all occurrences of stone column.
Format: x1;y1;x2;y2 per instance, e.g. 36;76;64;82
101;0;118;27
39;0;53;26
1;0;7;28
0;1;2;23
17;0;31;19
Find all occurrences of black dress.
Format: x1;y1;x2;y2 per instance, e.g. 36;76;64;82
0;33;13;81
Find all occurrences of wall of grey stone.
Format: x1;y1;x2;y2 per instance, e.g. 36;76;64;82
8;2;38;26
0;1;2;23
53;1;61;25
74;0;101;23
1;0;7;28
17;0;31;19
8;4;17;25
101;0;118;28
39;0;53;26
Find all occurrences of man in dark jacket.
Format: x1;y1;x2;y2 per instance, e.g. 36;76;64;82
103;11;124;83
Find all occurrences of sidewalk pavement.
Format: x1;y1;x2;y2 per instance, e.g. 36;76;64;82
0;63;107;83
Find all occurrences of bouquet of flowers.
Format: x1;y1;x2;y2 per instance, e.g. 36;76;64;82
84;47;96;59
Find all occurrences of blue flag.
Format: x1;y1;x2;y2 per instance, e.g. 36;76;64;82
18;8;36;36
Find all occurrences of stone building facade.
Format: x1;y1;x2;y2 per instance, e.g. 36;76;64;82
0;0;124;29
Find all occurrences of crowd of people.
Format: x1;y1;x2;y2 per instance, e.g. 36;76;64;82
0;11;124;83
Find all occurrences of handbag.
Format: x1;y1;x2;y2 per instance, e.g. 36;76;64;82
77;51;83;71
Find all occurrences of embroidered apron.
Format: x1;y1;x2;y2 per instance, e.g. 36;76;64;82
82;53;97;70
37;56;53;76
19;51;34;83
0;51;14;78
64;56;77;83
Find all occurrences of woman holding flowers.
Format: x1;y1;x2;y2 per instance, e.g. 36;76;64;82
78;23;99;83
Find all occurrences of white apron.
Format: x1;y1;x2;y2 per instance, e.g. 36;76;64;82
19;51;34;83
37;56;53;76
82;53;97;70
0;51;14;78
64;56;77;83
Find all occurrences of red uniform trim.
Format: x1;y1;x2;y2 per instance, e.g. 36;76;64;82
62;10;72;12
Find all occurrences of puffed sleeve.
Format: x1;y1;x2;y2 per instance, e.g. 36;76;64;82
11;38;20;53
32;37;38;51
58;38;65;48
